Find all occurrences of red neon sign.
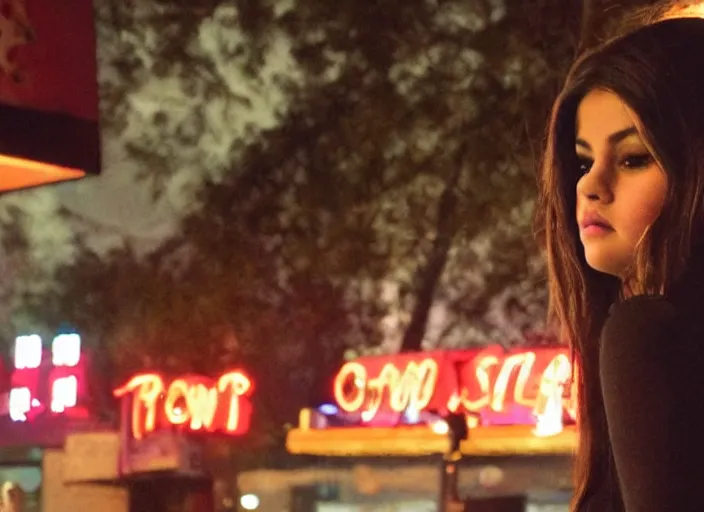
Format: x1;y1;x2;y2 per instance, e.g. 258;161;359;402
114;370;254;440
333;346;578;429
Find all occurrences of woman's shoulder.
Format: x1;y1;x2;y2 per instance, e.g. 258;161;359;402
599;294;704;511
607;294;676;318
603;295;678;351
601;294;704;373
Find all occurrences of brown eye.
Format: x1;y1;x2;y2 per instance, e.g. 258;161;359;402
621;154;653;169
577;156;593;175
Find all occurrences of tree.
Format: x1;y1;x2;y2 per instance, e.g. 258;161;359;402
17;0;586;373
175;0;582;354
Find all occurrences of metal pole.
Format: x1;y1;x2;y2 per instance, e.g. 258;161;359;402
438;450;463;512
438;453;447;512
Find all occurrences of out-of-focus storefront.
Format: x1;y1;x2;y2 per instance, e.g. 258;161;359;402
0;330;255;511
0;331;112;511
268;345;577;512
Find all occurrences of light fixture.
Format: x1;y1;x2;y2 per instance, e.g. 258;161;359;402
431;419;449;435
318;403;339;416
240;493;260;510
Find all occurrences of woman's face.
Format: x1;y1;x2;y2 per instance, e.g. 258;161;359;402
575;89;668;278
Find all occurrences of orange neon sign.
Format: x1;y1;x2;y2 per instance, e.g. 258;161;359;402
114;370;253;440
333;346;577;430
334;359;439;422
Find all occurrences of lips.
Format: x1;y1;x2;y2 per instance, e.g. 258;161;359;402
579;211;613;231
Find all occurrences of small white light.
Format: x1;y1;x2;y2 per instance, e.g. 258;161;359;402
52;333;81;367
431;420;449;435
478;465;505;488
9;388;31;422
240;494;260;510
14;335;42;369
50;376;78;413
404;406;420;424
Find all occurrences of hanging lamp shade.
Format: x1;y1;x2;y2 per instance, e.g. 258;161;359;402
0;0;100;193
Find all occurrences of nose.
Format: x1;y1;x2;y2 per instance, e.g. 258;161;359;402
576;160;613;203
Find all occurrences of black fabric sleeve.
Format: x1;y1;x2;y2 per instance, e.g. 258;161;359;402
599;296;704;511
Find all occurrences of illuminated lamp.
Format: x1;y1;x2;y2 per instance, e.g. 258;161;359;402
240;494;260;511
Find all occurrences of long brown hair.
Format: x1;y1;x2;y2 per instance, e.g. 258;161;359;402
536;16;704;510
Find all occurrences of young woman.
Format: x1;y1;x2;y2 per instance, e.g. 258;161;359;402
537;10;704;512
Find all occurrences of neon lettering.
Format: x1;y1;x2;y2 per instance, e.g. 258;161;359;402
114;374;163;440
332;347;577;428
114;370;253;440
334;362;367;413
164;379;189;426
187;382;218;430
491;352;536;412
335;359;439;422
533;353;572;437
217;371;253;432
447;354;499;413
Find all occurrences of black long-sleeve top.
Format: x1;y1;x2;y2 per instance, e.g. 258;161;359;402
594;294;704;511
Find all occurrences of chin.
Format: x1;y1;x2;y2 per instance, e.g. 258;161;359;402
583;252;628;278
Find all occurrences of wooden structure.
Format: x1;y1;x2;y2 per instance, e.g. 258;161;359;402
288;419;577;458
281;346;578;510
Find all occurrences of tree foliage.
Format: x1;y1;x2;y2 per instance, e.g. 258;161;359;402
26;0;585;386
174;0;582;353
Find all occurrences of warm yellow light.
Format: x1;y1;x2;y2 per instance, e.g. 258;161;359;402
431;420;449;435
164;379;190;426
0;154;84;192
334;359;439;421
217;371;253;432
286;424;578;457
114;374;163;440
663;3;704;20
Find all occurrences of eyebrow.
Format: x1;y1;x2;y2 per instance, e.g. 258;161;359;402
575;126;639;150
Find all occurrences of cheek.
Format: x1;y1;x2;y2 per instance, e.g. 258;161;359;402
620;179;667;242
